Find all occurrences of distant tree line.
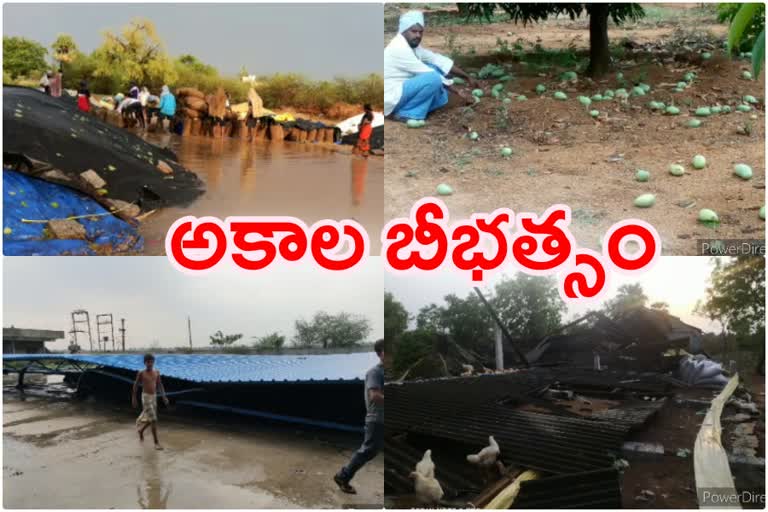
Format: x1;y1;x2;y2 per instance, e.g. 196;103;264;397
3;18;383;112
210;310;373;351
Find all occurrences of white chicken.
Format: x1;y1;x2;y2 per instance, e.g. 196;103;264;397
415;449;435;478
410;471;444;505
466;435;500;466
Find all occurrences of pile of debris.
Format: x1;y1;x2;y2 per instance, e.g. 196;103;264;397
386;297;764;508
385;367;671;508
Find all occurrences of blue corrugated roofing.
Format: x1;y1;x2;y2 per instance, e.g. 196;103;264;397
3;352;378;384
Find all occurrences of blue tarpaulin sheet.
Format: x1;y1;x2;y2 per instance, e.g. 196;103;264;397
3;352;378;383
3;169;143;255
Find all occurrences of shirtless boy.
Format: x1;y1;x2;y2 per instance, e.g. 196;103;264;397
132;353;169;449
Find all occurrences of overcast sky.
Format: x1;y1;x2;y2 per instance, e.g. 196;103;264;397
387;257;724;332
3;3;383;78
4;257;383;351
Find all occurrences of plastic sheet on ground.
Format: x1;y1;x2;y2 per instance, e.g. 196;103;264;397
3;168;143;255
679;354;729;388
3;86;204;216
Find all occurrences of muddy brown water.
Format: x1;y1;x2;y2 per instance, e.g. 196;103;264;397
137;134;383;255
3;387;383;509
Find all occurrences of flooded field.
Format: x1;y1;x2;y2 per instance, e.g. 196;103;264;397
138;133;384;255
3;388;383;509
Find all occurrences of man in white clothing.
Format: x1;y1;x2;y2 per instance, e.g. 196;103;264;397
384;10;475;121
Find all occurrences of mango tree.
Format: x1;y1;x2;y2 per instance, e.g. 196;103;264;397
459;3;645;76
724;3;765;76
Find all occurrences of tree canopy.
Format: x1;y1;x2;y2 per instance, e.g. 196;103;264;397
603;283;648;318
698;257;765;347
92;18;177;88
384;292;409;343
293;311;372;348
3;36;48;79
459;3;645;76
51;34;78;64
494;274;565;340
252;332;286;351
209;330;244;346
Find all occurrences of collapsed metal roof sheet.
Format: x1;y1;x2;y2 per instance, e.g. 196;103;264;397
513;468;622;508
3;352;378;383
384;434;487;499
387;369;634;475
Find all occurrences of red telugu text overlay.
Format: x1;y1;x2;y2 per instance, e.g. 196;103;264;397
165;199;660;302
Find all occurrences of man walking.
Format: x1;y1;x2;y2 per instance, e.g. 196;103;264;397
334;340;385;494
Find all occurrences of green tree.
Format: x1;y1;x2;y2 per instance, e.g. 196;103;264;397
650;301;670;314
391;329;437;376
3;36;47;79
724;3;765;76
51;34;78;67
209;330;243;346
493;274;565;339
460;3;645;76
293;311;372;348
604;283;648;318
698;257;765;348
384;292;409;343
253;332;286;351
416;303;444;331
416;294;495;352
92;18;177;88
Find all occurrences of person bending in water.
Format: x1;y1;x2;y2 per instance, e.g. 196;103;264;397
132;353;169;450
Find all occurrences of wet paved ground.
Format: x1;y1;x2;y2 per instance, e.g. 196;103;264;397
3;388;383;509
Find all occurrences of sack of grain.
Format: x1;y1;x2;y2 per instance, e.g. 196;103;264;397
176;87;205;99
183;107;200;118
237;120;248;139
208;87;227;119
183;96;208;112
269;124;284;141
254;124;267;141
248;88;264;118
190;118;202;136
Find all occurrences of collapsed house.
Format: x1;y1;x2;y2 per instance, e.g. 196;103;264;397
521;308;703;372
386;307;764;508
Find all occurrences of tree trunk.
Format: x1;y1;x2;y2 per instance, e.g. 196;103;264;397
587;5;611;77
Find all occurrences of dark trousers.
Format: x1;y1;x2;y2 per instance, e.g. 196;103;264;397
338;421;383;482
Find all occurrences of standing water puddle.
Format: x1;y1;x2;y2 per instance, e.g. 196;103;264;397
138;133;383;254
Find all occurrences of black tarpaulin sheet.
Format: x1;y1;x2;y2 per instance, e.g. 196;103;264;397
342;125;383;150
3;86;204;214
